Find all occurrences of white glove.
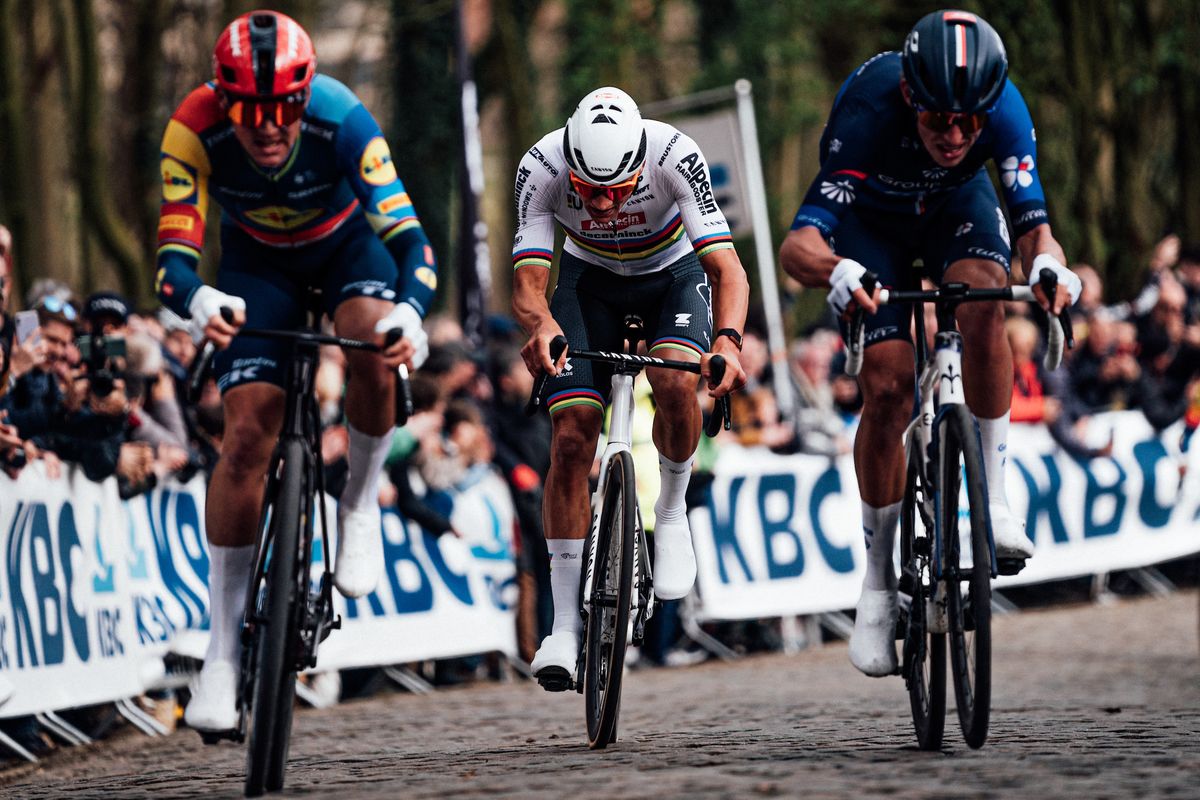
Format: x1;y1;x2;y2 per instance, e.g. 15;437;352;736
1029;254;1082;305
374;302;428;369
827;258;869;316
188;286;246;328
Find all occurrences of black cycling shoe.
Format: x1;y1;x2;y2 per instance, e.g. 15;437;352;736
535;666;574;692
996;557;1026;576
198;728;240;745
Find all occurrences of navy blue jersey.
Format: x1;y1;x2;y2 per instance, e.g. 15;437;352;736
791;52;1048;238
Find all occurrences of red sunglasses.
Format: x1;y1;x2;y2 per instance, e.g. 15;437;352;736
916;108;988;135
568;170;641;206
223;91;309;128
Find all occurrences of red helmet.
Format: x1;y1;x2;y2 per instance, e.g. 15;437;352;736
213;10;315;98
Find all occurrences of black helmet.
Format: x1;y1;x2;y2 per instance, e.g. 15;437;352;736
901;10;1008;114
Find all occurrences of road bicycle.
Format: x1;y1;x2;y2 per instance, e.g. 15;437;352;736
845;269;1071;750
526;320;730;749
189;291;412;796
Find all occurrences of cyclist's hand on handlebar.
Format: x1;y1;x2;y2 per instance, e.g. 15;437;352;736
703;339;746;398
828;258;878;318
374;302;428;370
521;319;567;377
189;286;245;349
1029;254;1081;316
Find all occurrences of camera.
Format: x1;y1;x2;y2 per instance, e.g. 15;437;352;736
77;334;127;397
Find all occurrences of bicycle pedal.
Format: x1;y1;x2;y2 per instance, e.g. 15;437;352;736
996;557;1026;576
535;666;574;693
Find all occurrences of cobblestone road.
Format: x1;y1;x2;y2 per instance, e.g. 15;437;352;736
5;592;1197;799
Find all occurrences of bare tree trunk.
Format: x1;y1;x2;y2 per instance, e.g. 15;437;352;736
70;0;146;301
0;0;38;301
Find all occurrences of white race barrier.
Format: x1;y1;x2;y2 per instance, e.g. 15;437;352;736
690;411;1200;622
0;462;516;718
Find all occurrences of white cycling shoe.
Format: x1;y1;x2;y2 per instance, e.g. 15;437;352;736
652;516;697;601
531;631;579;692
185;659;239;732
848;588;899;677
335;504;383;598
990;502;1035;562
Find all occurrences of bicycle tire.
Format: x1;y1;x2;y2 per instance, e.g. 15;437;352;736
584;449;635;750
901;455;946;751
938;405;992;749
246;438;305;796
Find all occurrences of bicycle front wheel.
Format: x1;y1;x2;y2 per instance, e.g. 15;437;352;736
246;438;305;796
901;454;946;751
584;449;636;750
937;405;992;749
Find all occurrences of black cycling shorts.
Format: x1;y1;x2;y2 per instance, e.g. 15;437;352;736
829;170;1012;348
544;251;712;414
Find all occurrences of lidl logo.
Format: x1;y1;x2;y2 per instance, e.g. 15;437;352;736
361;137;398;186
161;157;197;203
245;206;323;230
415;266;437;290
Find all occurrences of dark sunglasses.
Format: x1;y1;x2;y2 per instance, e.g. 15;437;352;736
568;170;641;206
916;107;988;135
36;295;78;322
222;90;309;128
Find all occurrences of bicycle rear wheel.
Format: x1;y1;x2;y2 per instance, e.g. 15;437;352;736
246;438;305;796
938;405;992;749
584;449;635;750
901;456;946;751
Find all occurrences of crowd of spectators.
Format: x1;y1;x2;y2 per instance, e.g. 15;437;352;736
2;222;1198;749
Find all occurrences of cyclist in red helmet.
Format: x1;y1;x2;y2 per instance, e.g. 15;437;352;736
156;10;438;735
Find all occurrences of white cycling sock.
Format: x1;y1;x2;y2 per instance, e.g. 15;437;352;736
203;544;254;665
547;538;584;637
342;425;393;510
861;501;902;592
976;412;1010;508
654;452;695;524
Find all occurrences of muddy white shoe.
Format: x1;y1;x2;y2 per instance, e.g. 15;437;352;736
652;517;697;600
185;660;239;732
849;589;899;677
531;631;579;691
990;502;1034;561
335;504;383;598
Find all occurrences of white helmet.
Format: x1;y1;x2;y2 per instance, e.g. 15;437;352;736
562;86;647;187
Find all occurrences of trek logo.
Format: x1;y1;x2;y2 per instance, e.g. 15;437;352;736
581;211;645;231
674;313;692;327
675;152;719;215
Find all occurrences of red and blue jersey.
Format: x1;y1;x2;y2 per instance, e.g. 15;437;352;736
155;74;436;317
791;52;1049;239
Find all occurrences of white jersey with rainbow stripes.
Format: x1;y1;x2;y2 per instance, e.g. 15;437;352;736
511;119;734;276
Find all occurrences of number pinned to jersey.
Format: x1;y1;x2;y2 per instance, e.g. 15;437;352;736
161;157;197;202
360;137;398;186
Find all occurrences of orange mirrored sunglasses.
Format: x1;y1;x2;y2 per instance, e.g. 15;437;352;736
568;170;641;206
224;91;308;128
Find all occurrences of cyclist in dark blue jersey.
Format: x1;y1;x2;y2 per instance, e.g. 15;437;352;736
780;10;1081;677
156;11;437;734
